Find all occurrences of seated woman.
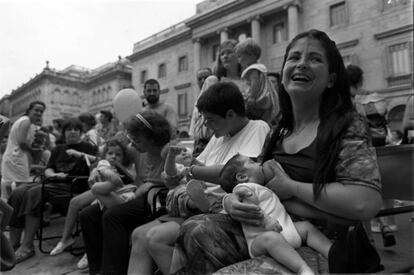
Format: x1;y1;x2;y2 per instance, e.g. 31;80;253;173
171;29;383;274
7;118;98;264
49;138;136;262
79;111;171;275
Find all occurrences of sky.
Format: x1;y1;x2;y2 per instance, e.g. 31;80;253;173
0;0;201;98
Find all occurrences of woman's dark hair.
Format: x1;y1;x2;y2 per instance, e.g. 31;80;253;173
25;101;46;115
102;138;131;166
346;64;364;89
61;118;84;137
196;82;245;118
124;110;171;147
78;112;97;129
261;29;354;199
215;39;242;80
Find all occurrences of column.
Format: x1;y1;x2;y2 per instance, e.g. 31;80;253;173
220;28;229;42
287;1;300;40
250;16;261;43
193;38;201;74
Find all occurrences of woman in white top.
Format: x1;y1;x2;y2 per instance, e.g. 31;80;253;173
1;101;45;199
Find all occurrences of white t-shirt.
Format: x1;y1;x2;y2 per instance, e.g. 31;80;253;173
1;115;37;182
197;120;270;193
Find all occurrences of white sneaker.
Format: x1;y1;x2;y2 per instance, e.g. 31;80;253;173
77;253;88;269
50;239;75;255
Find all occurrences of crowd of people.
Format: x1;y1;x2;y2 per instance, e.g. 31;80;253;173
0;28;412;275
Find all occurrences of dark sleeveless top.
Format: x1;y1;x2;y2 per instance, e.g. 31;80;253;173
271;133;317;184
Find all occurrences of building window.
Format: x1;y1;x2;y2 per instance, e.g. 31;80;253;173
212;44;219;62
330;2;348;27
387;42;412;86
273;23;286;44
140;70;147;84
178;56;188;72
382;0;408;11
177;93;188;117
158;63;166;78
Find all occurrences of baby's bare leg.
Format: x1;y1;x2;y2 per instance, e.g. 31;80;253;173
295;221;332;258
251;231;314;275
148;221;181;275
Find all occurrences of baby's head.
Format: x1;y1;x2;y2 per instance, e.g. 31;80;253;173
102;138;129;166
219;153;265;193
235;38;261;69
175;147;192;167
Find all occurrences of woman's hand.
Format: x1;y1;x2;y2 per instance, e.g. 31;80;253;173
66;149;82;158
223;190;263;226
264;160;294;200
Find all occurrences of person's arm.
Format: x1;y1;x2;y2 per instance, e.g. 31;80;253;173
65;149;97;163
17;118;32;152
164;146;182;177
246;69;261;99
190;164;224;184
112;161;134;183
44;168;67;179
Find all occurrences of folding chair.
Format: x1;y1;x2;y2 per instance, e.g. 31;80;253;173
375;144;414;217
38;175;89;254
374;144;414;273
146;184;168;218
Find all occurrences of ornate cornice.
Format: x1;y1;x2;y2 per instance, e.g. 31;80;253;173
374;24;413;40
129;29;192;62
174;82;192;90
336;39;359;49
186;0;261;29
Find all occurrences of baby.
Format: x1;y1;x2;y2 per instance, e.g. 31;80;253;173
216;154;333;275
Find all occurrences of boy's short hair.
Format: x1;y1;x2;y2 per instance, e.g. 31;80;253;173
61;118;83;134
235;38;261;60
196;82;245;118
346;64;364;88
219;154;246;193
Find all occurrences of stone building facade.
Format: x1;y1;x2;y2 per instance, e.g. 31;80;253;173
1;0;412;132
0;59;132;126
129;0;413;132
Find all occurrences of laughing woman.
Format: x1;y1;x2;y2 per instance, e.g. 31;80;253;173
172;29;383;274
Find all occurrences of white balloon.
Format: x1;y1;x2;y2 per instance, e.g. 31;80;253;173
113;88;142;123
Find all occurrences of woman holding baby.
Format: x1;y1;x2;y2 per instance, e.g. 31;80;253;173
171;29;383;274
